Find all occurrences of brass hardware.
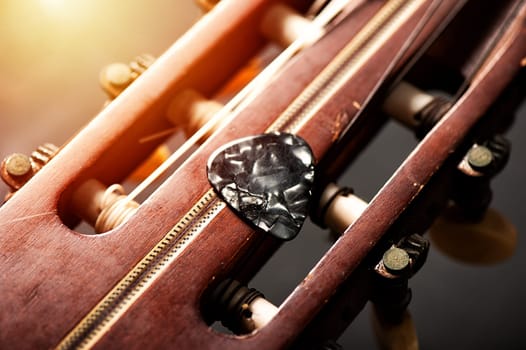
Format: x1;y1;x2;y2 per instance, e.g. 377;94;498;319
1;143;59;201
100;54;155;99
466;145;494;172
4;153;32;178
382;247;411;275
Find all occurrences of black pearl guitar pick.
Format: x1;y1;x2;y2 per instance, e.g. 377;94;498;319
207;132;315;240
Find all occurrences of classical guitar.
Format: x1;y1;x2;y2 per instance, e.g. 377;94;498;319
1;0;525;349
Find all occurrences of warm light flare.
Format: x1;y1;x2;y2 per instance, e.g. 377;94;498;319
39;0;67;11
0;0;196;157
37;0;94;22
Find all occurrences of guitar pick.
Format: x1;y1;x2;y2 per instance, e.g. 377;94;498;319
207;132;315;240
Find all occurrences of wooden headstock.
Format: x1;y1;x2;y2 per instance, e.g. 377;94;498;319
0;0;525;348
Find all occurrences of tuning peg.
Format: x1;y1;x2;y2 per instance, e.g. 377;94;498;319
166;89;224;139
371;234;429;350
196;1;323;47
71;179;139;233
98;54;173;182
208;279;278;334
371;278;415;350
382;81;517;265
260;3;324;48
370;235;429;350
429;136;516;265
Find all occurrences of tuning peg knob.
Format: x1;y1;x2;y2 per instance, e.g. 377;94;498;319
429;206;517;265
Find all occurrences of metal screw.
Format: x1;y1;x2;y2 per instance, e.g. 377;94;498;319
5;153;32;177
467;145;493;171
382;247;410;275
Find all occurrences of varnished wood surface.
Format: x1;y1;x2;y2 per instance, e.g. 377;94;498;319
0;0;525;349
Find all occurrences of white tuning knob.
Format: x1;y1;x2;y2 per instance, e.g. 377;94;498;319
382;81;435;129
318;183;368;234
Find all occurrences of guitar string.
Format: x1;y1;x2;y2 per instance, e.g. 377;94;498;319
57;0;427;348
267;0;422;133
57;2;353;347
98;0;351;235
126;0;351;202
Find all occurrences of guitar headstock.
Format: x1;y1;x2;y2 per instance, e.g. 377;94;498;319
0;1;525;349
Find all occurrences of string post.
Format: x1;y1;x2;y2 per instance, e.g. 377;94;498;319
166;89;224;139
208;279;278;334
71;179;139;234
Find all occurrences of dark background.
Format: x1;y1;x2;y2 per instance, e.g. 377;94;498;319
0;2;524;348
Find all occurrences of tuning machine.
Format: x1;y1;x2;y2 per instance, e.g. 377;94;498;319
428;135;517;265
1;143;59;202
371;234;429;350
382;80;517;265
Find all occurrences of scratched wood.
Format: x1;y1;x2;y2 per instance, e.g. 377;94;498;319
0;0;524;349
